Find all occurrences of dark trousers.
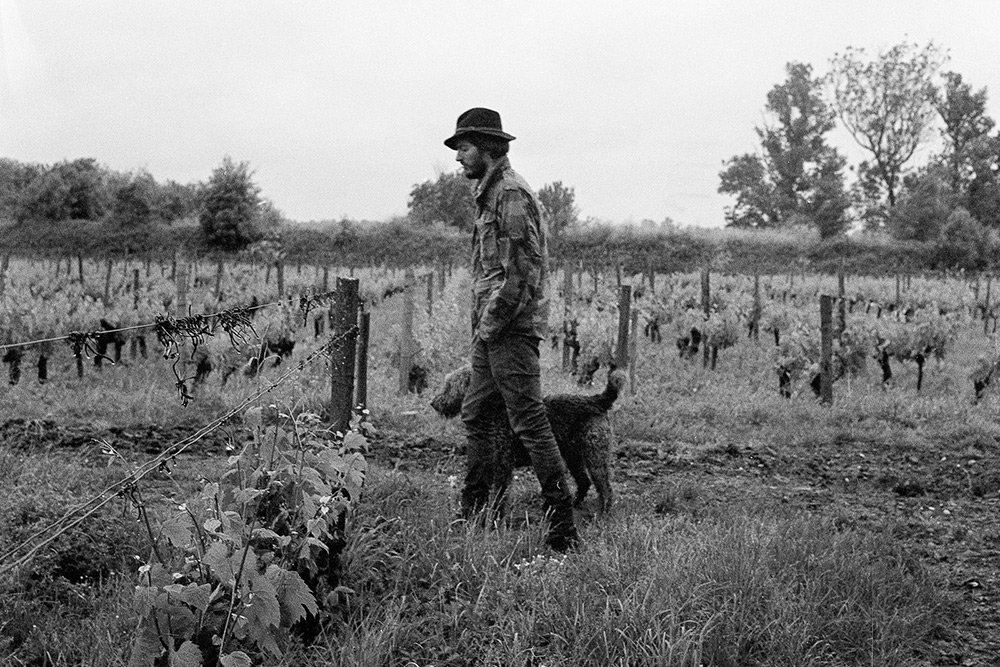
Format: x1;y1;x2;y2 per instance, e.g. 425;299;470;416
460;334;576;540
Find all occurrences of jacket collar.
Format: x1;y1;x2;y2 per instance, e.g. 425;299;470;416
474;155;511;204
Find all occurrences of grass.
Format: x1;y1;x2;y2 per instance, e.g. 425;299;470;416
5;269;1000;664
292;468;942;667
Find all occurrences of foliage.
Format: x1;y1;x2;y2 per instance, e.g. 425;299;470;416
719;62;849;238
935;71;996;196
828;41;947;210
19;158;112;223
407;169;475;231
718;154;777;229
538;181;580;236
129;408;369;665
965;134;1000;230
110;170;160;228
158;179;202;223
935;207;995;271
887;164;957;241
200;158;271;251
0;158;42;220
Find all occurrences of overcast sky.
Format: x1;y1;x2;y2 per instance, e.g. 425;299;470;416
0;1;997;228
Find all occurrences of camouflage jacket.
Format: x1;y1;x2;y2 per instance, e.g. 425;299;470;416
470;156;549;342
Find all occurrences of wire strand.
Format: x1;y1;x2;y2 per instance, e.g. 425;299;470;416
0;325;359;576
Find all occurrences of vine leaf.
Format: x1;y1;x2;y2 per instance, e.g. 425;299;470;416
238;572;282;656
219;652;252;667
165;582;213;615
160;514;194;549
127;621;164;667
169;640;203;667
266;564;319;626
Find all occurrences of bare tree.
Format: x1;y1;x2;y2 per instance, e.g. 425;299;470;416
828;41;947;208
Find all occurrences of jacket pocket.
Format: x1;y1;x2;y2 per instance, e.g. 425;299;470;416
475;213;501;270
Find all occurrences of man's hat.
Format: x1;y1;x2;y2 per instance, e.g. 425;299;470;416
444;107;516;149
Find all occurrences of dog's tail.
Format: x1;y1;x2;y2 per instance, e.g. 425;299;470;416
590;367;627;413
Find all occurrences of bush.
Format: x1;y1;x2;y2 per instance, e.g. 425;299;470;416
935;207;995;270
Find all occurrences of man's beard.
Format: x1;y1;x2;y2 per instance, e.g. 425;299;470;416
462;163;486;180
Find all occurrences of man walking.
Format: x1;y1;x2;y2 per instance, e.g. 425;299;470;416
444;107;579;552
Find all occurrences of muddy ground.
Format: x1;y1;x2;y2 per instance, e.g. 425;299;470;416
2;417;999;666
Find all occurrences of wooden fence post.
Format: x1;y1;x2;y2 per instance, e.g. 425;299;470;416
425;272;434;317
398;268;415;395
77;254;85;286
103;259;113;304
562;263;575;371
354;308;371;414
214;260;225;300
837;266;846;338
820;295;834;406
628;309;638;394
750;273;761;341
176;251;189;316
132;269;141;310
701;266;711;368
615;284;632;369
0;255;9;295
329;277;360;432
276;261;285;299
984;275;993;336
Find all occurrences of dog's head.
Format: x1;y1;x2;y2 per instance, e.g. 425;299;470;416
429;365;472;418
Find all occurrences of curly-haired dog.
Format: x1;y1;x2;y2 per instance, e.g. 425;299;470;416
430;366;625;514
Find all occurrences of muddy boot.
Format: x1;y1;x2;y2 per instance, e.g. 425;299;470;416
544;500;580;553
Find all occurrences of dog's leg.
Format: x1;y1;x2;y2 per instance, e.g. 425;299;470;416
584;420;614;514
564;454;591;507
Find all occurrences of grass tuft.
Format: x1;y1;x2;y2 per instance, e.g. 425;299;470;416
305;468;943;667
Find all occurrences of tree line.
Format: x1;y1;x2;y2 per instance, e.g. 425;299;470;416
3;39;996;271
0;156;281;251
718;40;1000;264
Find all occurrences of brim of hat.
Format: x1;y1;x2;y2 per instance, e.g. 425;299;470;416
444;128;516;149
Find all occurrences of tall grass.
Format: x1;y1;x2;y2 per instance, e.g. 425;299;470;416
306;469;942;667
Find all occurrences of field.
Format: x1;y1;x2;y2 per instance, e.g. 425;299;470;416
2;255;1000;666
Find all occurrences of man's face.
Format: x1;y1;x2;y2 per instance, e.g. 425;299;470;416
455;140;488;180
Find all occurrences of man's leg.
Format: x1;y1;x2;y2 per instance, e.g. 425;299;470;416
489;335;579;551
460;337;500;518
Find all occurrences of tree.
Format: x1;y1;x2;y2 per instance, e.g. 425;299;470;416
935;71;995;195
966;134;1000;229
718;153;779;228
935;207;994;270
887;164;956;241
199;157;269;250
719;62;849;237
18;158;111;222
0;159;41;220
158;179;200;222
538;181;579;235
110;170;159;227
407;170;475;231
828;41;947;210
